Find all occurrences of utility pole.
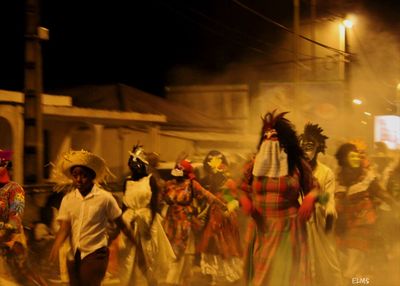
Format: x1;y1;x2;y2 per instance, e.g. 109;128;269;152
310;0;317;77
292;0;300;124
339;21;352;112
24;0;47;184
396;83;400;117
293;0;300;91
344;26;351;111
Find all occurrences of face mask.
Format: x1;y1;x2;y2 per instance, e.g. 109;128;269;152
129;159;147;177
301;139;318;162
347;151;361;168
253;140;288;177
171;168;184;177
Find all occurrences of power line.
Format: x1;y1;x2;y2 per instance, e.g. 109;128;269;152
182;4;317;59
232;0;351;56
157;0;328;64
252;55;332;68
155;0;270;56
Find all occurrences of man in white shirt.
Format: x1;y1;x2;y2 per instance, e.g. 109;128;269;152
49;150;130;286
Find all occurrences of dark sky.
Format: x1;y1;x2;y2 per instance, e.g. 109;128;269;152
1;0;399;96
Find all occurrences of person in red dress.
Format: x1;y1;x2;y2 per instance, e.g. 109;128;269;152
239;111;320;286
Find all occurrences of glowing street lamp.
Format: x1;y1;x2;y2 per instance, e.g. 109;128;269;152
352;98;363;105
343;19;354;28
339;16;355;111
396;83;400;116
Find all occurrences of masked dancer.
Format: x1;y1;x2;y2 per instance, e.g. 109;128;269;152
334;143;397;281
197;150;243;285
300;123;343;286
119;144;175;286
239;111;321;286
162;157;228;286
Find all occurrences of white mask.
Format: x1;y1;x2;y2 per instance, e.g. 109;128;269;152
253;140;288;177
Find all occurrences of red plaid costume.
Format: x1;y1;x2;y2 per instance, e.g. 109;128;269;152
241;159;314;286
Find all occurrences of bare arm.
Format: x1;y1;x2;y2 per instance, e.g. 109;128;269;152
114;215;136;243
49;220;71;263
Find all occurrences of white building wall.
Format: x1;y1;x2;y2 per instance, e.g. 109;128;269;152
166;85;250;130
159;135;196;162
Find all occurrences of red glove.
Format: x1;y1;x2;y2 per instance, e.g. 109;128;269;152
298;192;317;221
239;195;253;215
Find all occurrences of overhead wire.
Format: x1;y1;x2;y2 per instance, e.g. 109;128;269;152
251;55;330;67
153;1;347;72
182;4;318;59
154;0;270;56
231;0;351;56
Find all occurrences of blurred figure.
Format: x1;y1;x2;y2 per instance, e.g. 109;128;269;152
162;158;227;286
300;123;343;286
371;142;395;187
119;144;175;286
334;143;397;281
32;191;64;282
370;142;399;261
0;149;47;286
387;158;400;201
239;111;321;286
384;157;400;261
197;150;243;285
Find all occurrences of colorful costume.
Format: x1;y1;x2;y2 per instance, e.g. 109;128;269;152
162;159;227;285
0;149;46;286
197;150;243;284
334;143;394;280
240;111;319;286
0;181;26;286
242;160;315;286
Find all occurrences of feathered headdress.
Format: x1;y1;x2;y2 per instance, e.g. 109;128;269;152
128;143;149;165
300;122;329;154
261;110;289;134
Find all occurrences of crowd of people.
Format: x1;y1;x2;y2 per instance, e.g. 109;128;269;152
0;109;399;286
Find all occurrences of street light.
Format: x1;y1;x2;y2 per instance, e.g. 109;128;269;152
339;18;354;116
396;83;400;116
343;19;353;28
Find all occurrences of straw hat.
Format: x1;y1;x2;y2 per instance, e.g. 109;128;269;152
59;150;113;183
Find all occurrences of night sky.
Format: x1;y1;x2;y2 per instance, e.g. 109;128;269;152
1;0;399;97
